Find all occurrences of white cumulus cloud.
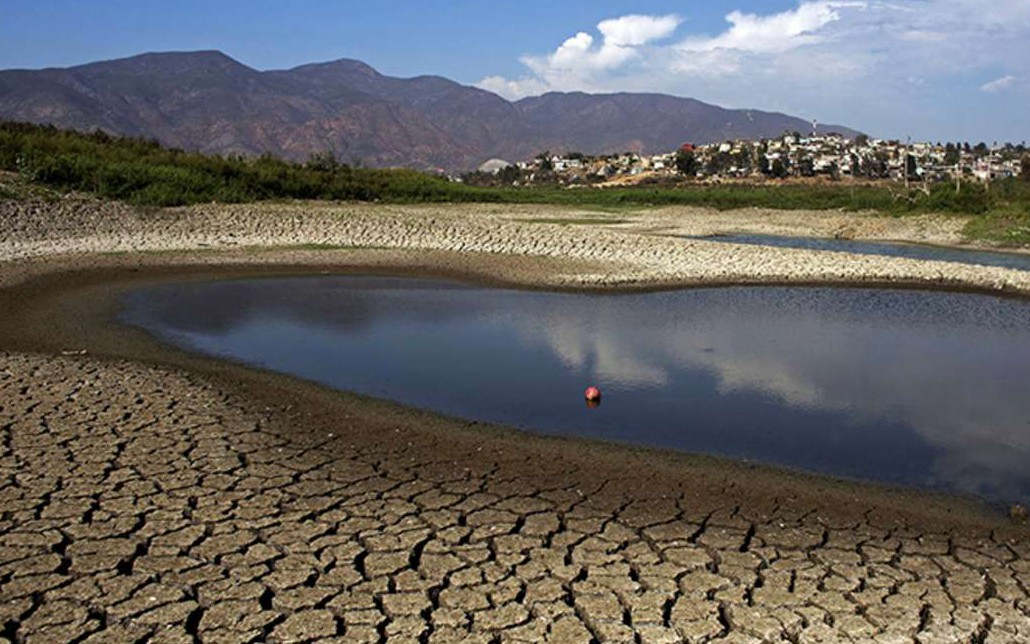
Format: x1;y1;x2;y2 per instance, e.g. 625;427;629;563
981;75;1015;92
476;75;549;99
476;3;866;99
597;14;682;47
678;2;862;54
478;13;681;99
474;1;1030;141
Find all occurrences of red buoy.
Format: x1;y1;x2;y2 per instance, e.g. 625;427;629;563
584;386;602;402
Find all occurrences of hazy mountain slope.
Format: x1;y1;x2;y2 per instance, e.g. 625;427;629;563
515;92;855;155
0;51;860;169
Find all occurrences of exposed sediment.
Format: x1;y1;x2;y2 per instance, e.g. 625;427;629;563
2;197;1029;293
1;195;1029;643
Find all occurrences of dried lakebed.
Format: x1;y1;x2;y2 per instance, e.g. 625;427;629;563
3;199;1030;643
121;275;1030;509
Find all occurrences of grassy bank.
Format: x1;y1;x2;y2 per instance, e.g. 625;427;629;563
2;120;1029;240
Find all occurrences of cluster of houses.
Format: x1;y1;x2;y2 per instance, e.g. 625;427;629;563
471;134;1028;186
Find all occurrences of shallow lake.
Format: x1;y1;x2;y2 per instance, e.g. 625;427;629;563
120;276;1030;506
685;233;1030;272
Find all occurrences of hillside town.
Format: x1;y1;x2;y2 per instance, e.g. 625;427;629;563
468;133;1030;187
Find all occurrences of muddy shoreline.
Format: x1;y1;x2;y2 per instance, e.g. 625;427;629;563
0;251;1022;526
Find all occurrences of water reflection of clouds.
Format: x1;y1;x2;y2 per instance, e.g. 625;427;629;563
126;277;485;335
127;279;1030;503
532;299;670;388
520;288;1030;500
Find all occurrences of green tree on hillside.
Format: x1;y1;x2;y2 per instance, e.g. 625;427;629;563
497;164;522;185
849;153;861;177
758;155;770;176
944;143;960;166
674;149;698;176
706;152;731;176
906;154;918;180
797;156;815;177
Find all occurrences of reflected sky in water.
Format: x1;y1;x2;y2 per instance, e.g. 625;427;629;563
684;233;1030;272
120;277;1030;505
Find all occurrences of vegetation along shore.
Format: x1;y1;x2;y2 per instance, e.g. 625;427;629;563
3;120;1030;246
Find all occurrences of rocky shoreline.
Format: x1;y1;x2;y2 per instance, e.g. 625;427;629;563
1;195;1029;643
3;196;1030;294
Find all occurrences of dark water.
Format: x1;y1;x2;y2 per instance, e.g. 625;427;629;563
687;233;1030;271
120;276;1030;506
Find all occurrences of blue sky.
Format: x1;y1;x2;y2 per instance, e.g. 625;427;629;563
2;1;1028;143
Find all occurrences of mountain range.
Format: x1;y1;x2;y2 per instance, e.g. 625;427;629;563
0;51;860;171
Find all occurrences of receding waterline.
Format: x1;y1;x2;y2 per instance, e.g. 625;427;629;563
685;233;1030;272
119;276;1030;506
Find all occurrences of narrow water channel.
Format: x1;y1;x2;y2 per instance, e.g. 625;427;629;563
684;233;1030;271
120;276;1030;506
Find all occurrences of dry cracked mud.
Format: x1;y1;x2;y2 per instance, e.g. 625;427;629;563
2;353;1028;643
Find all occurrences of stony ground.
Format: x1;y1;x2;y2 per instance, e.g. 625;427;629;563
1;353;1028;643
2;196;1030;294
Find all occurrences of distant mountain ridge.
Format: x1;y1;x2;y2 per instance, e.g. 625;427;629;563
0;51;861;170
